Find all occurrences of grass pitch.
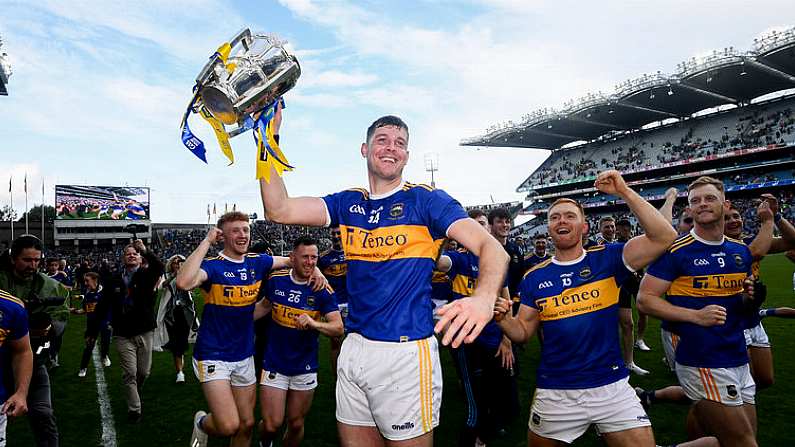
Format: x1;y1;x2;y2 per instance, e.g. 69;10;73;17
8;253;795;446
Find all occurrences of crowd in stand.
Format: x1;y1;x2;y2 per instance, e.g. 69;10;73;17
532;104;795;187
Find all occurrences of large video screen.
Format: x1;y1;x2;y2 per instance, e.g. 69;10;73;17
55;185;150;220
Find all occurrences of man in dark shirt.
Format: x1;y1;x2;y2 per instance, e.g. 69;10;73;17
90;239;163;422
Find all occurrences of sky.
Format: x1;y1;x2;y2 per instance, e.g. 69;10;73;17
1;0;794;223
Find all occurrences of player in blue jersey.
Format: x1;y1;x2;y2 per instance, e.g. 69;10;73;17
254;236;343;447
0;289;33;447
177;212;326;447
258;111;508;446
78;272;112;377
495;170;677;446
522;234;551;271
317;226;348;375
436;209;513;446
638;176;760;447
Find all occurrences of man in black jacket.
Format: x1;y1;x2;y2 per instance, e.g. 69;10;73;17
89;239;164;422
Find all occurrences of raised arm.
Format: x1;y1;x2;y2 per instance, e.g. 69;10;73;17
435;218;509;347
748;200;774;260
760;194;795;254
258;105;330;226
175;227;215;291
594;170;677;271
659;187;678;223
637;273;726;326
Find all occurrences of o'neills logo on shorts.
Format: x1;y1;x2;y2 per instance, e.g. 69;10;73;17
392;422;415;431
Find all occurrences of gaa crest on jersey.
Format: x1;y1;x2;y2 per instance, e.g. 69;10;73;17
733;253;744;268
727;384;738;399
579;266;592;279
388;203;405;219
307;297;315;307
207;365;215;375
531;412;541;426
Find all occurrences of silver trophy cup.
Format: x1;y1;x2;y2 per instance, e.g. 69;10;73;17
196;29;300;132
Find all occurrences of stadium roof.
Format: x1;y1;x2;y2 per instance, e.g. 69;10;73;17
461;26;795;150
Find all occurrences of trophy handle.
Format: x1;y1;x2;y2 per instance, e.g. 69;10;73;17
195;28;253;85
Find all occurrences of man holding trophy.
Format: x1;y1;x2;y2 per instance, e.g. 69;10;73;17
182;28;507;446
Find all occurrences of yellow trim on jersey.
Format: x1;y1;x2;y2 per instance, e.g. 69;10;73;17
205;281;262;307
404;182;434;192
523;258;553;278
0;290;24;307
725;236;745;245
536;277;619;321
668;273;747;297
669;236;695;253
586;245;605;252
340;224;442;262
417;338;433;433
431;270;449;283
271;302;321;329
346;187;369;199
322;263;347;277
451;275;476;297
268;270;290;279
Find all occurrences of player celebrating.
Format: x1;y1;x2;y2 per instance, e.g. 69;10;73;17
176;212;326;447
638;176;759;447
254;236;343;447
495;170;677;446
258;111;508;446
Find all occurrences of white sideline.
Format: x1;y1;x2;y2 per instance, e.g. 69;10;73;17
92;349;117;447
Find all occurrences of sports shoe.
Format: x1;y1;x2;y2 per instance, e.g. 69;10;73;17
176;371;185;383
78;369;87;378
634;386;654;410
191;411;208;447
102;356;112;367
634;339;651;351
627;362;650;376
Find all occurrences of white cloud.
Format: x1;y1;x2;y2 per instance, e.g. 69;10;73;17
302;70;379;88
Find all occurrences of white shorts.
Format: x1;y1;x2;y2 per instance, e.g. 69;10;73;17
528;377;650;443
260;370;318;391
336;333;442;441
744;322;771;348
192;356;256;387
675;363;755;406
661;328;679;372
0;413;6;447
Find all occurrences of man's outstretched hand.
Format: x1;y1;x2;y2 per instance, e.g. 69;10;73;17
434;294;494;348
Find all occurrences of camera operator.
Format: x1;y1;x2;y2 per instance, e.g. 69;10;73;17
0;288;33;447
0;235;68;447
90;239;163;423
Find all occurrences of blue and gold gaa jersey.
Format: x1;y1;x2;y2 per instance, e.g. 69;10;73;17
0;290;28;403
318;249;348;304
194;252;274;362
447;250;505;349
519;243;631;389
646;231;753;369
323;182;468;342
430;270;452;302
263;271;338;376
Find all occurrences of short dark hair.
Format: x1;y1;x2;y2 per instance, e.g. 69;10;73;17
84;272;99;281
468;209;486;220
366;115;409;145
11;235;43;258
487;207;511;225
46;257;60;265
293;236;318;250
616;218;632;228
534;234;547;241
249;241;272;254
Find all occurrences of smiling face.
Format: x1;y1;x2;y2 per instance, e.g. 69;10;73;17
724;207;744;239
599;219;616;241
220;220;251;257
687;184;726;227
361;125;409;182
123;246;141;269
548;202;588;251
291;243;319;281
